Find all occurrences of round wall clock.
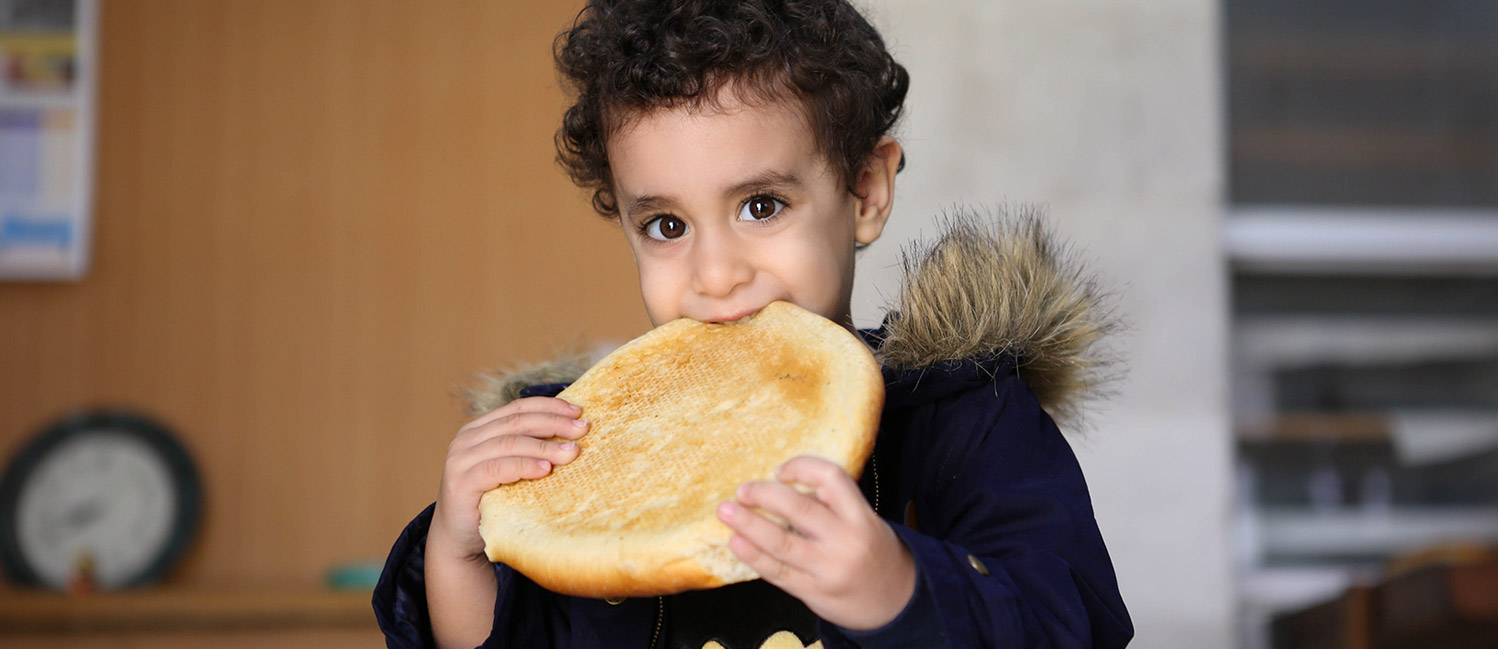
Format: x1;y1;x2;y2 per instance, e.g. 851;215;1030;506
0;410;202;590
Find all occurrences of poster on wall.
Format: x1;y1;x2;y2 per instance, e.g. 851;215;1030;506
0;0;95;280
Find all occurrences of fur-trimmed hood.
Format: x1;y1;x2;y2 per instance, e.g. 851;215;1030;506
466;205;1118;425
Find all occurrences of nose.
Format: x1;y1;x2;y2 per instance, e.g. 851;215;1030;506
689;226;754;299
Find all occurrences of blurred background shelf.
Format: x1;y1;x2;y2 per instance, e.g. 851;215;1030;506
1234;317;1498;368
1233;33;1498;77
1259;508;1498;559
1225;209;1498;275
1226;2;1498;646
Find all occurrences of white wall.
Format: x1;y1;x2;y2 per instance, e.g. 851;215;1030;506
854;1;1236;646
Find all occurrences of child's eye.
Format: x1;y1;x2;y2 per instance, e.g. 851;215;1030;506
643;215;688;241
738;195;785;222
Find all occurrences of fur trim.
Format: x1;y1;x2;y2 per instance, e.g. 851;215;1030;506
463;205;1119;422
463;355;590;416
878;205;1119;424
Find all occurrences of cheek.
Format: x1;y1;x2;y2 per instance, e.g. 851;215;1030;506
634;258;681;324
777;237;856;314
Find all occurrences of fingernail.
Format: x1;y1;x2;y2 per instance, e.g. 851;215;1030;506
569;403;582;413
736;483;749;499
718;501;738;518
559;442;576;451
573;418;589;428
537;459;551;470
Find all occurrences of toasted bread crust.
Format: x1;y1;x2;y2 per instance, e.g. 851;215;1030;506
478;301;883;598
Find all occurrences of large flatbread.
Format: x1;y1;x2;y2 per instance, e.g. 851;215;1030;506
478;301;884;598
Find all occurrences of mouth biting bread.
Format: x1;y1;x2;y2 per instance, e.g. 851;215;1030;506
477;300;884;598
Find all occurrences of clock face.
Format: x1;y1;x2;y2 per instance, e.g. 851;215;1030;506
0;412;200;590
16;429;179;588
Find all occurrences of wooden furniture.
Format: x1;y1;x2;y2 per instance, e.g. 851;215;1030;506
1272;561;1498;649
0;586;382;648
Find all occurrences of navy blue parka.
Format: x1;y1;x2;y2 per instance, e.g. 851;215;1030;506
374;214;1135;648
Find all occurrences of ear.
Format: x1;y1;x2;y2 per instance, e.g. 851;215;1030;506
852;136;902;246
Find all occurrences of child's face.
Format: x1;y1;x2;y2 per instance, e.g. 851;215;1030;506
607;92;898;329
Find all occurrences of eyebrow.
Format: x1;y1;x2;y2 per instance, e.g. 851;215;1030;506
623;170;805;217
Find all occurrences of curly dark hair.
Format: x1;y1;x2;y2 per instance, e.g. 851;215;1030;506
554;0;909;218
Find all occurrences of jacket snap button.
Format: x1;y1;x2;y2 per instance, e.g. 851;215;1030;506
967;554;990;576
605;597;626;605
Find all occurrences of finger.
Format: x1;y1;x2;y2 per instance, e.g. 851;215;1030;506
775;456;866;521
728;531;803;591
467;456;555;488
462;434;581;470
458;412;591;450
461;396;582;433
717;500;812;571
485;412;590;440
735;480;840;541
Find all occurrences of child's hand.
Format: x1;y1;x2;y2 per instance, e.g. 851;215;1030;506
428;397;587;564
717;455;917;631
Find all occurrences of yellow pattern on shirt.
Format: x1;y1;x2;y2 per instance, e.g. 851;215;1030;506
701;630;822;649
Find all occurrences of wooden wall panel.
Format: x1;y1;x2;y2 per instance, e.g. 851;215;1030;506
0;0;647;591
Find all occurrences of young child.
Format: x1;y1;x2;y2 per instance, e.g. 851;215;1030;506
375;1;1133;648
